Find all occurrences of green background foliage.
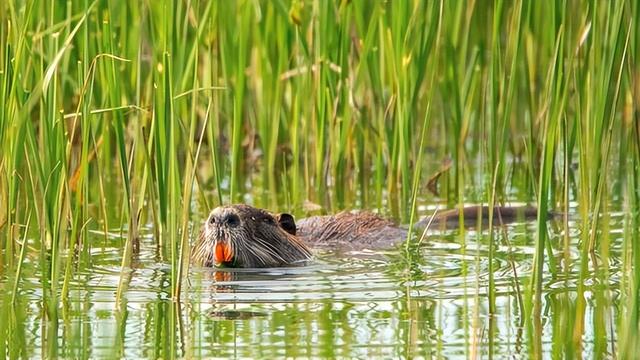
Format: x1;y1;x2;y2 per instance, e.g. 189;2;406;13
1;0;639;357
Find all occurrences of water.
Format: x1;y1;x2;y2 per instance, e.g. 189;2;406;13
0;210;622;358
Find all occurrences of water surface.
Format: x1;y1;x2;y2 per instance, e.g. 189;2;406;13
0;208;621;358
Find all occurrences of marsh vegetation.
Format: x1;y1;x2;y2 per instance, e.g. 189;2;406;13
1;0;638;357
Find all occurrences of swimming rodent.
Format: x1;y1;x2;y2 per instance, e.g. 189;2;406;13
191;204;541;268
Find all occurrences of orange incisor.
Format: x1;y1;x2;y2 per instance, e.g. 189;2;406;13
214;242;233;263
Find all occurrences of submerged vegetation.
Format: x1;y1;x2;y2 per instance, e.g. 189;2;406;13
0;0;639;357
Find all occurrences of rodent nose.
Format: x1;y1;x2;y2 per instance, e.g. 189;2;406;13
223;213;241;228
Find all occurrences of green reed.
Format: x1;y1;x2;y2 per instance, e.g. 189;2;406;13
1;0;639;357
620;1;640;355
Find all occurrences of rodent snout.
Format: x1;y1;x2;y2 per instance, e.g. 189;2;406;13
208;207;242;228
222;213;240;228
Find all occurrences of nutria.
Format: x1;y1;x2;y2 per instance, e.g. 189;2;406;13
192;204;541;268
191;204;312;267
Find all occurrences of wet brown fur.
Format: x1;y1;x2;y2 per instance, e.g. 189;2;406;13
296;212;405;250
193;204;540;268
192;204;312;268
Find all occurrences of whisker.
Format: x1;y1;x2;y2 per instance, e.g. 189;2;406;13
250;237;289;264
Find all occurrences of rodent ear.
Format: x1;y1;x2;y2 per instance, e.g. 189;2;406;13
277;213;297;235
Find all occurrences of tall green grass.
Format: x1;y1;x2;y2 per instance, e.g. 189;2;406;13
0;0;638;356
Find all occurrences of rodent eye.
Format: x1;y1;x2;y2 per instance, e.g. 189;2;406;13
209;216;216;225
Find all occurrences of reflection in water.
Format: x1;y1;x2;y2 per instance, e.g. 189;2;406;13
0;214;622;358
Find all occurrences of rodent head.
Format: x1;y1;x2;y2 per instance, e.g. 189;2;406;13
192;204;311;268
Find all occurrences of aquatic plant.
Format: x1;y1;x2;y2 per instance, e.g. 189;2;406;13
0;0;637;357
